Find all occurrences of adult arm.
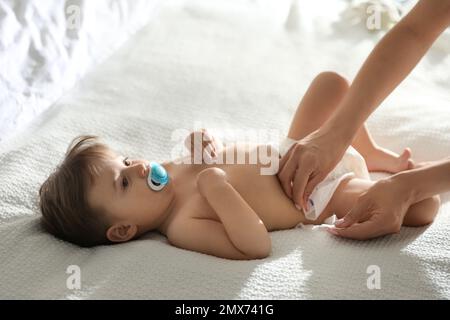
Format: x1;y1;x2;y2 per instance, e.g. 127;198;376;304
278;0;450;210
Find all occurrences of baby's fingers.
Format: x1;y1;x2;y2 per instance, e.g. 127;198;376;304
203;143;217;162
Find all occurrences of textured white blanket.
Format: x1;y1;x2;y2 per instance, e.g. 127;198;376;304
1;0;449;299
0;0;162;143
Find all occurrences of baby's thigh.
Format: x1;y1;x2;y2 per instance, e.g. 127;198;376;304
316;177;375;222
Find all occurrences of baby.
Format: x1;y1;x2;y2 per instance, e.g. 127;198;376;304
39;72;440;260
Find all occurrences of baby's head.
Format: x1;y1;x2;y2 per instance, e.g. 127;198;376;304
39;135;175;247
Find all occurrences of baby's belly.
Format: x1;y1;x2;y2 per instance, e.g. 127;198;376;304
226;165;305;231
215;144;306;231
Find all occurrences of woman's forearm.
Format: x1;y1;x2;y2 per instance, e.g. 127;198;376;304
394;158;450;204
323;0;450;145
329;24;429;143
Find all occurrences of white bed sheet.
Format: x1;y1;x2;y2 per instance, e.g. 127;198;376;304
0;0;162;144
0;0;449;299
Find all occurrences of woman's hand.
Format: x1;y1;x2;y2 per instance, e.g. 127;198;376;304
184;129;220;163
277;128;349;210
328;176;413;240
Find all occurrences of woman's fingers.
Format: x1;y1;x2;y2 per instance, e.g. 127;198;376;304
289;146;322;210
278;142;297;173
301;172;326;210
334;201;371;228
277;147;301;199
278;143;324;210
332;194;378;237
292;165;313;210
333;177;413;240
327;217;386;240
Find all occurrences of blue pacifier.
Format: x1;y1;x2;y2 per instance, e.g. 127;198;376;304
147;162;169;191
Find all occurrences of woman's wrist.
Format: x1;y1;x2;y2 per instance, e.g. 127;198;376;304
320;120;355;153
389;171;420;206
391;158;450;205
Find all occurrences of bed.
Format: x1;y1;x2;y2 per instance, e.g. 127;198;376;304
1;0;449;299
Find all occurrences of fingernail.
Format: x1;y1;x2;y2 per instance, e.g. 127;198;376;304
335;218;345;226
302;199;309;212
295;203;302;211
327;227;338;236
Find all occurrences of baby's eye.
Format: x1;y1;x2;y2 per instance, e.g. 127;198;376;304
123;157;131;166
122;176;129;189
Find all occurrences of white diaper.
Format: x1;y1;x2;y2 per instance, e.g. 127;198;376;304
278;137;370;225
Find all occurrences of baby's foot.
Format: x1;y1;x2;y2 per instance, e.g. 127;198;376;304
365;147;414;173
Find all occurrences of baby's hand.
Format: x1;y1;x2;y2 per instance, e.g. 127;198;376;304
196;167;228;196
184;129;220;163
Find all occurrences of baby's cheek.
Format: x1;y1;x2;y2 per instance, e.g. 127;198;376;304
107;201;129;221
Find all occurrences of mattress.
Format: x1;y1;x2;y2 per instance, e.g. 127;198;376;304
0;0;449;299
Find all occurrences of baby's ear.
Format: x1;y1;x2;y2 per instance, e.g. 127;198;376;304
106;223;138;243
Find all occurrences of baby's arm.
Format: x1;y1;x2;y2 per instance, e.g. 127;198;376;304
167;216;254;260
196;168;271;258
167;168;271;260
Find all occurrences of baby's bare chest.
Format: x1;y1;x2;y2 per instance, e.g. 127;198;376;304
172;162;303;231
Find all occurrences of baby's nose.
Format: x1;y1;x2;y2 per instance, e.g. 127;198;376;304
136;163;148;178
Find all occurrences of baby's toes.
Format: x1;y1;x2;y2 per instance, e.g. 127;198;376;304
407;159;415;170
400;147;412;161
395;148;412;171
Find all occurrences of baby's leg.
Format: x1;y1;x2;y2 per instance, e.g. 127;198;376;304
313;177;440;227
287;71;412;173
402;195;440;227
287;71;352;141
